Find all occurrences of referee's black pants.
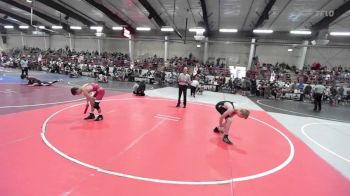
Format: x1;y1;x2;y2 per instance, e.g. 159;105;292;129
313;93;322;111
21;67;28;77
177;85;188;106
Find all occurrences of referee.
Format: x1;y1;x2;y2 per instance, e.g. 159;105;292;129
313;81;325;112
176;67;191;108
20;56;29;78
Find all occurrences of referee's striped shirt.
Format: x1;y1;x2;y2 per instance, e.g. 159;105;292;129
178;73;191;86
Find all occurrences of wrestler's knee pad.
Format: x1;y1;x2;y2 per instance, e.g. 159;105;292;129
93;101;100;110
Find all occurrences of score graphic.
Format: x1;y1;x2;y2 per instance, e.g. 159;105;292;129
123;28;131;39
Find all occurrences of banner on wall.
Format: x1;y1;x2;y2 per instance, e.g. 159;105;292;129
229;66;246;79
270;71;276;82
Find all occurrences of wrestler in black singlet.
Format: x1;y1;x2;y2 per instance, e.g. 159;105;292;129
215;101;236;118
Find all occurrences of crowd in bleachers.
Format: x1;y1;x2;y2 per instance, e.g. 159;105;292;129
1;47;350;105
0;47;232;87
245;57;350;105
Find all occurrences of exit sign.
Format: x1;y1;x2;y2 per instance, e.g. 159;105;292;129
123;28;131;38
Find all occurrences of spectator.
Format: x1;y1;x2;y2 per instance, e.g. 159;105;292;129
133;81;146;96
190;76;199;97
338;86;344;103
303;83;312;101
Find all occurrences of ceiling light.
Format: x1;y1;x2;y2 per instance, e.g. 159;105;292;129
136;27;151;31
70;26;82;30
161;27;174;32
90;26;103;31
96;32;103;37
197;44;201;48
26;0;32;3
32;30;45;35
330;32;350;36
52;25;63;29
19;25;29;29
4;25;14;29
219;28;238;33
288;49;293;52
112;26;123;30
290;30;312;35
189;28;205;33
253;29;273;34
38;26;45;29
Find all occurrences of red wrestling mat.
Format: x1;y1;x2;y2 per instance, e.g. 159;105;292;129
0;94;349;196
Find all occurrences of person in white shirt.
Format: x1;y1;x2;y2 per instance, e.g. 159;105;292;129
190;76;199;97
38;54;42;64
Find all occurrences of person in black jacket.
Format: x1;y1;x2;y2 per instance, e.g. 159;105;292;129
133;81;146;96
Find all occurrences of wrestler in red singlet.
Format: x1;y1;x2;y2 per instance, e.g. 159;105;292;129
71;83;105;121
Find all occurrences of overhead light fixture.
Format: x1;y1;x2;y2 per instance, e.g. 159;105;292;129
136;27;151;31
26;0;32;3
32;31;45;35
96;32;103;37
330;32;350;36
219;28;238;33
112;26;123;30
288;49;293;52
38;26;45;29
90;26;103;31
253;29;273;34
4;25;14;29
19;25;29;29
161;27;174;32
52;25;63;29
189;28;205;33
290;30;312;35
197;44;201;48
70;26;82;30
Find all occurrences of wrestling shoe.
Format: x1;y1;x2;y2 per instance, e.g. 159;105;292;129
94;115;103;121
223;135;233;145
213;127;220;133
84;113;95;120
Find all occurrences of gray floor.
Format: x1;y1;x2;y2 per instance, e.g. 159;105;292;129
250;97;350;123
67;78;159;92
1;69;158;93
267;112;350;179
145;87;262;111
